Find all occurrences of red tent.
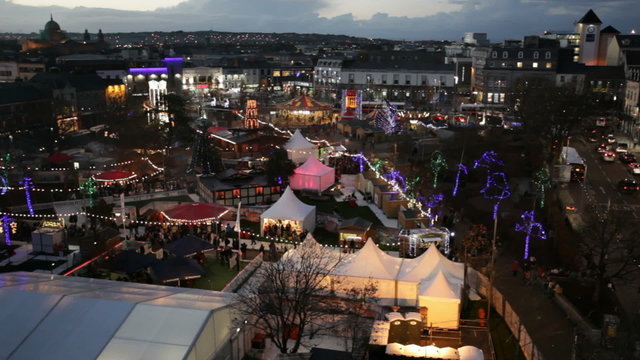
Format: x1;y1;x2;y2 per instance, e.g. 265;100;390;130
93;170;136;182
161;203;229;223
207;126;227;134
47;152;73;163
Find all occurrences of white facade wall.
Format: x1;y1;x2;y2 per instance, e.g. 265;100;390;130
340;69;455;88
0;61;18;82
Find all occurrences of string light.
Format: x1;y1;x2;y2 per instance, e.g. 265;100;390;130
452;163;467;197
430;150;448;188
0;214;16;246
80;178;97;208
480;171;511;220
515;210;546;260
474;150;504;171
20;177;35;215
533;168;551;208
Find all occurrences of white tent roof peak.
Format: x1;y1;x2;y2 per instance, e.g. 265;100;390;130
334;238;403;280
260;186;315;221
294;156;333;176
285;129;317;150
397;244;464;284
419;270;459;300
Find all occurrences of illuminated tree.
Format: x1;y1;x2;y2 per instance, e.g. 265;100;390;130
515;210;547;260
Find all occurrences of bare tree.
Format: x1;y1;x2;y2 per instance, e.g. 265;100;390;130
342;280;379;356
578;202;640;303
234;241;342;354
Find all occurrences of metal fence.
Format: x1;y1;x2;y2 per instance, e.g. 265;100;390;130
467;268;545;360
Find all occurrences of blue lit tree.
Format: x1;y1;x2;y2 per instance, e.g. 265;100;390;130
480;172;511;220
20;177;35;215
515;210;547;260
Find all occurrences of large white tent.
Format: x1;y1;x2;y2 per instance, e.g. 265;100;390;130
289;156;336;193
260;186;316;236
332;239;403;305
284;129;318;164
0;272;235;360
418;270;462;329
329;242;464;327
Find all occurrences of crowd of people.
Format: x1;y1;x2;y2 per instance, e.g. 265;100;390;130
511;257;564;296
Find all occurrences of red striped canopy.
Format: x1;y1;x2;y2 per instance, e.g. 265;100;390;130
162;203;229;222
93;170;136;182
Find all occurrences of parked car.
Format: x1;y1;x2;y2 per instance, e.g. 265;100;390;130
616;143;629;153
603;151;616;162
595;143;615;153
618;178;640;193
619;152;636;164
606;135;617;144
629;163;640;175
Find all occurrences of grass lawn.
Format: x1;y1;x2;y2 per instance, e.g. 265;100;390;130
312;228;339;246
126;195;193;210
299;196;382;226
193;257;248;291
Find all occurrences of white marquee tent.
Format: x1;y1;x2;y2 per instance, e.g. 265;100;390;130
0;272;235;360
289;156;336;193
329;241;464;327
284;129;318;164
332;239;403;305
260;186;316;236
418;270;462;328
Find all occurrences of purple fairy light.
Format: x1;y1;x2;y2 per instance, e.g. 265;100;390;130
20;177;35;215
452;163;468;197
474;150;504;171
480;172;511;220
1;214;15;246
515;210;547;260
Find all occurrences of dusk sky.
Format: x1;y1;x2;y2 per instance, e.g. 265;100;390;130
1;0;637;40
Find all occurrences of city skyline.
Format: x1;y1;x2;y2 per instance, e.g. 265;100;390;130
0;0;637;40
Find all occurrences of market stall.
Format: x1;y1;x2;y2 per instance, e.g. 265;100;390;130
289;156;335;193
260;186;316;236
284;129;318;164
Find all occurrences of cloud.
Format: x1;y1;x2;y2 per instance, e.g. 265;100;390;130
0;0;637;40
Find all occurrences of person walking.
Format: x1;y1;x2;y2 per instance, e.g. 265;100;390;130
511;260;520;277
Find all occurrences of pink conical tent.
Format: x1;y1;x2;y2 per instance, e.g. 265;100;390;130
289;156;335;193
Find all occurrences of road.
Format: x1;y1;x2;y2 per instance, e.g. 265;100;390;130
570;136;640;217
568;134;640;327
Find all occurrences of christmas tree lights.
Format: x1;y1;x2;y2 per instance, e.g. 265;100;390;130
430;151;448;188
515;210;547;260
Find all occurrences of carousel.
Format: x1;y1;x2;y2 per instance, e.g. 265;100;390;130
275;95;333;127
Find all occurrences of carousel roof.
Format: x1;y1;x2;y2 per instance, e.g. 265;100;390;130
277;95;332;111
93;170;136;182
161;203;229;223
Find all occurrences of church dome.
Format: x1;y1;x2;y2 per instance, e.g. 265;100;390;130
44;17;61;32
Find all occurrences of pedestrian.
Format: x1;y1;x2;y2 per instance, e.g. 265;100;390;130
511;260;519;277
